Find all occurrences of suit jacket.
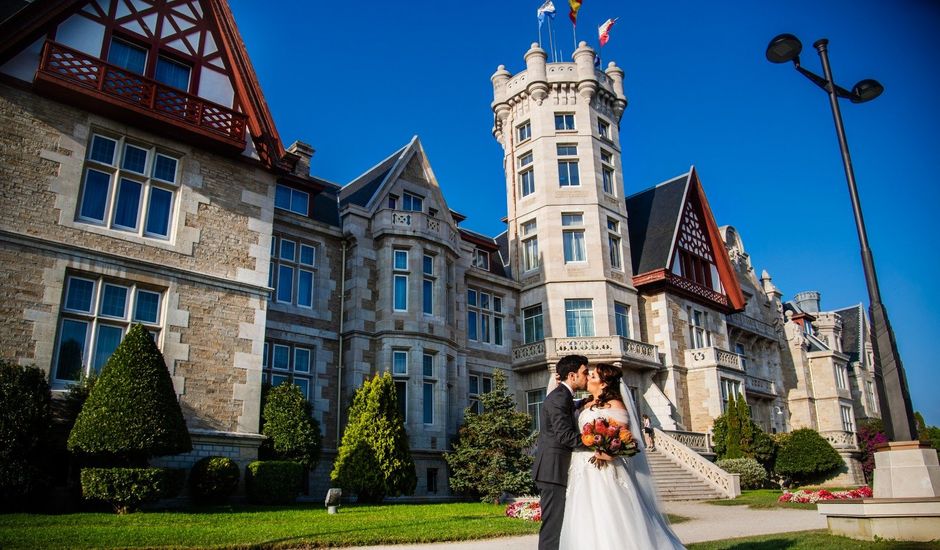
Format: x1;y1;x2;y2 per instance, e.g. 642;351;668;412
532;385;583;486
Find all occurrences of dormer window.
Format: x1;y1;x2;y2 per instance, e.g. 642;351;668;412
402;191;423;212
472;249;490;270
275;183;309;216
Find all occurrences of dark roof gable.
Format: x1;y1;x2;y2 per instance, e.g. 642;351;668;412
626;173;689;275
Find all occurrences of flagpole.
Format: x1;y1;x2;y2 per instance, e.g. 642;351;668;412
538;18;543;48
547;16;556;62
572;23;577;52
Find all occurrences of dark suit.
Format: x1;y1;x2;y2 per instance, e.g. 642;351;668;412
533;384;582;550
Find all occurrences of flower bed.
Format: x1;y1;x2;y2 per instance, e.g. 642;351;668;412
778;486;872;503
506;500;541;522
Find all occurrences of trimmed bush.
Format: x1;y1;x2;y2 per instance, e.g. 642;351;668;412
445;371;536;503
189;456;240;504
80;467;183;514
331;372;416;502
0;362;52;504
260;383;322;469
775;428;843;486
717;457;768;489
245;460;302;505
857;419;887;485
68;324;192;464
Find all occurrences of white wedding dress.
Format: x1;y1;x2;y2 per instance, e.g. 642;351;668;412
558;391;685;550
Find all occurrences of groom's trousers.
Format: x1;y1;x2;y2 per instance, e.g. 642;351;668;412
537;481;566;550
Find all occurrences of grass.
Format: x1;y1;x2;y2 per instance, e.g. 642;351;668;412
0;502;540;549
706;489;817;510
688;530;940;549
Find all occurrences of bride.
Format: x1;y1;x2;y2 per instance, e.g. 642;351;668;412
557;363;685;550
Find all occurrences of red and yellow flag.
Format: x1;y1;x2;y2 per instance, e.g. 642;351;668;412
569;0;582;25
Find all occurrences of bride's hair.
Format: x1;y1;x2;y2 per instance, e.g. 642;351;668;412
591;363;624;409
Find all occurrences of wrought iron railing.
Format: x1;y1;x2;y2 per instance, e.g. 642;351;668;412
38;41;247;144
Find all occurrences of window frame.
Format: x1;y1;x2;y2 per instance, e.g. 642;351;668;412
517;120;531;142
564;298;595;337
554;113;576;131
521;219;539;272
270;235;317;309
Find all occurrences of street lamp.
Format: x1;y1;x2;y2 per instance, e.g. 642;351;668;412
766;34;917;442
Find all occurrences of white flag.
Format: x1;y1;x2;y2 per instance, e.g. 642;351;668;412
538;0;556;26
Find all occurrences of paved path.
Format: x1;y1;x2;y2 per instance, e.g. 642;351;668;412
346;501;826;549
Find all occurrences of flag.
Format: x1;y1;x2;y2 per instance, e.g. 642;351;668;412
537;0;556;27
598;17;618;46
569;0;582;25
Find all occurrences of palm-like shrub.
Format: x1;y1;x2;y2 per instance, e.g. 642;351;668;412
775;428;843;486
445;371;535;503
0;362;52;504
259;383;321;469
331;372;416;502
717;457;768;489
189;457;240;504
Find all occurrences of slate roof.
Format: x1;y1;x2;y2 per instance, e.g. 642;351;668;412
338;145;407;207
460;228;511;280
625;172;690;275
835;304;865;363
494;230;511;280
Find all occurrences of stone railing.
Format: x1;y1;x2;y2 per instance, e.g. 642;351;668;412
654;428;740;498
822;430;858;450
686;346;743;371
726;312;779;341
512;337;661;368
661;430;711;453
374;209;459;248
745;374;777;396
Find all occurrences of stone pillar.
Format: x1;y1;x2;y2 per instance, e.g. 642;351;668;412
572;41;597;100
873;441;940;498
523;43;548;104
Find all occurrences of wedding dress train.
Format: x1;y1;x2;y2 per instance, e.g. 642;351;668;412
558;404;685;550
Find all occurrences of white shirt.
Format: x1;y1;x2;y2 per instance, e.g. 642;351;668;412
561;382;576;396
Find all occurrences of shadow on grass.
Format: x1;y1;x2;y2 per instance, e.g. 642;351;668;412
717;540;794;550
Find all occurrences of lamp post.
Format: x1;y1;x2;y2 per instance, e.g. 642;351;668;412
766;34;917;442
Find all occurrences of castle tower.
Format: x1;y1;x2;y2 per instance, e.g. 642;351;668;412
492;42;662;406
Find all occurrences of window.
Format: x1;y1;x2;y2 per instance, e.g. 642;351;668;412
565;299;595;337
835;364;848;390
598;119;610;140
519;152;535;197
270;235;316;308
53;274;163;383
423;353;434;377
155;55;191;91
468;288;504;345
734;343;748;371
78;133;179;239
395;380;407;421
523;304;544;344
427;468;439;494
263;342;314;401
108;38;147;74
557;144;580;187
601;149;615;195
393;350;408;375
393;249;408;311
472;248;490;270
554;113;575;131
521;219;539;271
423;381;434;424
607;217;622;269
803;319;815;336
841;405;855;432
866;380;877;412
402;191;423;212
423;254;434;315
468;373;493;414
562;213;586;263
615;303;630;338
517;120;531;142
720;378;742;412
688;307;710;349
527;389;546;432
275;183;310;216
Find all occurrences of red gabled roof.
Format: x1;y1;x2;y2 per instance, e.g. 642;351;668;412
0;0;294;172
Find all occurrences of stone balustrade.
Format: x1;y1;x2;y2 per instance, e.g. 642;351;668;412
512;336;661;369
661;430;712;453
654;428;740;498
822;430;859;450
374;209;459;248
745;374;777;396
726;311;779;341
686;346;743;371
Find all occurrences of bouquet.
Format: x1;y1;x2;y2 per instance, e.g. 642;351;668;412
581;417;640;468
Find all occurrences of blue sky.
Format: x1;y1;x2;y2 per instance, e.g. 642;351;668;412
229;0;940;426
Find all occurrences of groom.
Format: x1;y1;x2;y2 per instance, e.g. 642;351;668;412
533;354;589;550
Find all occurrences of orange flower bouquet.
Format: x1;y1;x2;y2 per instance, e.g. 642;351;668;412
580;417;640;468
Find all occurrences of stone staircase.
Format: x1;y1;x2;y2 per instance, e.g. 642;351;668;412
647;448;727;501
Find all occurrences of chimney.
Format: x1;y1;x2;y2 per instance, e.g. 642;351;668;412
287;140;315;178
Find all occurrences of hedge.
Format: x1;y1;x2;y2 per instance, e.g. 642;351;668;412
245;460;302;505
80;467;184;514
189;456;240;504
717;457;768;489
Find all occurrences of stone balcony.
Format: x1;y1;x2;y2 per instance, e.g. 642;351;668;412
373;208;460;250
745;374;778;398
685;346;743;372
512;336;662;371
822;430;859;451
726;311;779;341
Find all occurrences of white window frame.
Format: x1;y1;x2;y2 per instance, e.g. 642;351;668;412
564;299;595;337
518;151;535;197
393;349;409;376
523;304;544;343
554;112;575;131
527;389;546;432
275;183;310;216
689;307;711;349
393;249;409;312
402;191;424;212
562;213;586;263
841;405;855;432
263;341;315;402
517;120;531;142
598;118;610;140
521;219;539;272
271;235;317;309
614;302;630;338
472;249;490;270
607;217;622;270
468;287;504;346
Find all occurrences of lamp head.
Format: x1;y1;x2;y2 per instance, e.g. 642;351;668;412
766;33;802;64
851;79;884;103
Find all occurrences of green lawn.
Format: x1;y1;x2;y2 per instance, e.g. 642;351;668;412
706;489;817;510
688;530;939;549
0;502;540;549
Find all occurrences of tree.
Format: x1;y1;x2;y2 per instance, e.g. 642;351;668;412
0;362;52;504
856;418;887;485
331;372;416;502
259;383;322;469
736;396;754;456
445;371;536;503
68;324;191;464
915;411;940;452
724;394;743;459
775;428;843;486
